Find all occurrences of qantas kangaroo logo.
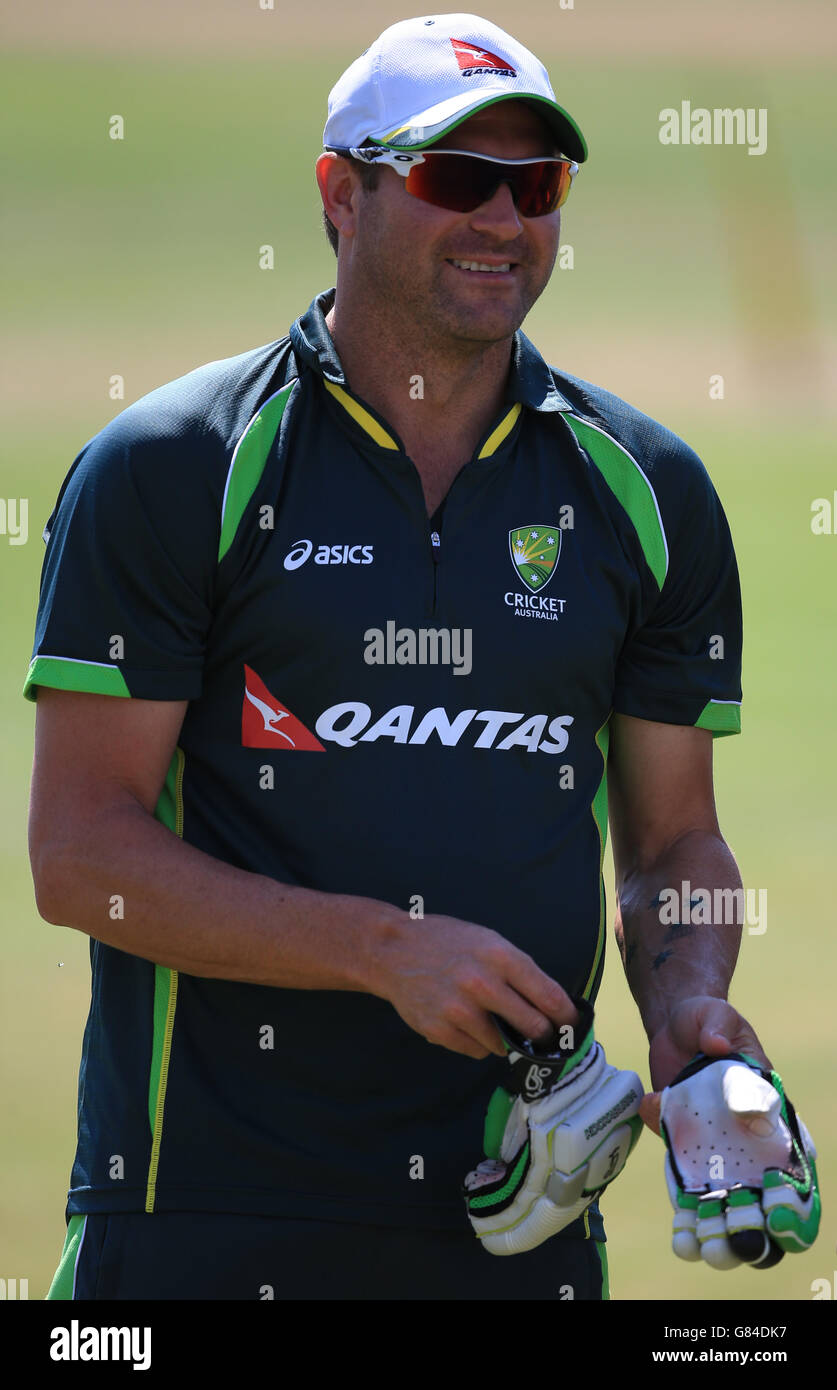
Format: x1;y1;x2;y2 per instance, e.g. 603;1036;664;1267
244;689;295;744
450;38;516;77
241;666;325;750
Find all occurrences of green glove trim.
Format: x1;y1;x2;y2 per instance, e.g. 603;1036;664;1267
763;1167;812;1198
727;1187;760;1208
624;1112;644;1163
467;1142;530;1212
483;1086;515;1160
764;1157;821;1251
556;1023;595;1081
768;1204;821;1250
677;1191;700;1211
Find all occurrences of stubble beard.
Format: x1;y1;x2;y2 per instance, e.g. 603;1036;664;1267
351;224;555;362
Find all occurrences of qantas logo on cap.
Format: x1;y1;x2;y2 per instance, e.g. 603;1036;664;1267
241;665;325;750
450;38;516;79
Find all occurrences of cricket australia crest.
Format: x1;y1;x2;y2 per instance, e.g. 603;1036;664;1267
509;525;561;594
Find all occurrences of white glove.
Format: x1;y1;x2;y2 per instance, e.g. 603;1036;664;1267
661;1052;821;1269
464;998;644;1255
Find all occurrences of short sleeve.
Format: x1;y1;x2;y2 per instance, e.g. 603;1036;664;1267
612;443;742;736
23;406;223;703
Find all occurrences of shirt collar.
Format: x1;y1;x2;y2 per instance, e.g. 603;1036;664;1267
289;287;344;384
507;329;573;413
289;288;573;414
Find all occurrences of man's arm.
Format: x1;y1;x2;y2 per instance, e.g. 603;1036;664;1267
607;712;770;1129
28;687;578;1061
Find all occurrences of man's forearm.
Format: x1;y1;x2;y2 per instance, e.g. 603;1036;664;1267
32;783;582;1061
36;793;406;994
615;829;743;1041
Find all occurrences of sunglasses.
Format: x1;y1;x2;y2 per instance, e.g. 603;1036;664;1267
328;146;578;218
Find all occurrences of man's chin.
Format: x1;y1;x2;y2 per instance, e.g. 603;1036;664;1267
434;276;539;343
441;305;529;346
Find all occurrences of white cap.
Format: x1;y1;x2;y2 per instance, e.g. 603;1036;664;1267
323;13;587;163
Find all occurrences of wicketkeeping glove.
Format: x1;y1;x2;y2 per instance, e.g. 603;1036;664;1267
660;1052;821;1269
463;997;644;1255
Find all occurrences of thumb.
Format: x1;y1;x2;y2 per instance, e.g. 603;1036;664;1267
698;1027;735;1056
639;1090;662;1137
687;997;739;1056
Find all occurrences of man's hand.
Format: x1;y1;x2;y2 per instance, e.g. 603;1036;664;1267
371;915;581;1058
638;995;771;1135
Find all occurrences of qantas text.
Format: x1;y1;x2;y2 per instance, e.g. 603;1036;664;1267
314;703;573;753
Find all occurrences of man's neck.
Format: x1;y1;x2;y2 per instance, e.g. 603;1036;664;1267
324;296;515;479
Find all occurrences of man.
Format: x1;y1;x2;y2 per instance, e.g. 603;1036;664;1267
27;14;817;1300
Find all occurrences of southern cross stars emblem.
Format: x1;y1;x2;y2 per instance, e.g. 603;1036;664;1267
509;524;562;594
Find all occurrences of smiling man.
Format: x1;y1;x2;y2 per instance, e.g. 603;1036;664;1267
317;99;567;516
27;13;818;1302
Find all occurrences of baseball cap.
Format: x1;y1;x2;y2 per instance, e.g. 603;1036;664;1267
323;13;588;163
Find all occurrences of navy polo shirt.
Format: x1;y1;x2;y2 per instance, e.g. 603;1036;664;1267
24;287;741;1231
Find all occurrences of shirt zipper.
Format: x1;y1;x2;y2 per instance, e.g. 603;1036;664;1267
430;527;441;615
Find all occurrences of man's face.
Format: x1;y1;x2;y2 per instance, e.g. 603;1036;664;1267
346;101;563;348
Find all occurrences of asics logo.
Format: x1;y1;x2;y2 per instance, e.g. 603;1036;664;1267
283;539;374;570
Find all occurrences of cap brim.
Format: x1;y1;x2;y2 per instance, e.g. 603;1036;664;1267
373;89;587;163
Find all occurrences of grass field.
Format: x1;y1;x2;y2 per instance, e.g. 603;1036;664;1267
2;3;835;1301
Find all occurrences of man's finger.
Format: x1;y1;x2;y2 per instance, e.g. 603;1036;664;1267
640;1090;662;1136
697;1027;735;1056
688;997;739;1043
696;1020;771;1072
671;997;772;1071
497;974;581;1044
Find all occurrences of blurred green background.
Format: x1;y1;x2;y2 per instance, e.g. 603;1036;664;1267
2;1;835;1301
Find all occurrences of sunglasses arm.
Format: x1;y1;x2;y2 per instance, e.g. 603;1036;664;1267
326;146;425;176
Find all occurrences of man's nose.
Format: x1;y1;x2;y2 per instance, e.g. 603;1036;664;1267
466;179;526;238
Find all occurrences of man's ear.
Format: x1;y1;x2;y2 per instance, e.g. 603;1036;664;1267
316;153;361;240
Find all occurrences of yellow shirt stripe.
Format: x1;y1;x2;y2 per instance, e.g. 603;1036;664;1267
478;404;522;459
323;382;399;451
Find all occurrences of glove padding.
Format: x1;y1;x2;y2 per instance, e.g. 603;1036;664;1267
660;1052;821;1270
464;998;644;1255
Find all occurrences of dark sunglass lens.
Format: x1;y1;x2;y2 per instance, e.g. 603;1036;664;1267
405;156;494;212
404;155;570;217
513;162;569;216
